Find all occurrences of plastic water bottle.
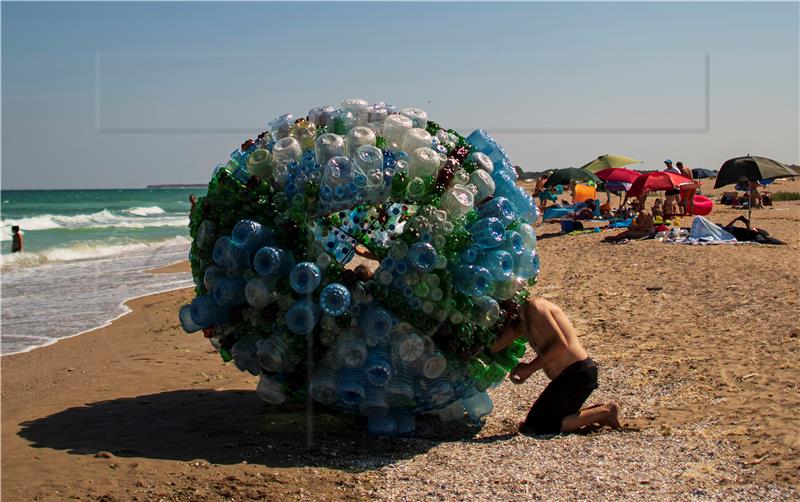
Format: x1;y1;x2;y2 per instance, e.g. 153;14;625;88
269;113;294;141
359;385;389;417
203;265;227;294
256;374;286;405
358;305;393;346
310;366;338;405
231;335;261;376
407;242;437;273
470;217;505;249
518;223;537;248
290;119;317;150
453;264;494;297
345;126;376;156
213;277;247;307
245;276;276;309
392;408;416;435
480;249;514;280
272;136;302;167
367;414;396;436
364;346;392;386
212;236;250;271
426;378;455;407
383;114;413;151
467;129;508;165
315;133;345;165
179;304;202;333
477;197;516;226
337;367;366;407
502;231;525;256
470;151;494;173
407;147;441;179
514;248;540;279
253;247;295;277
392;329;424;364
256;333;289;372
385;366;414;405
196;220;216;250
441;184;475;219
402;128;433;154
231;219;274;253
438;400;466;422
308;105;334;127
189;295;229;328
472;296;500;327
336;332;368;368
400;107;428;129
470;169;496;202
492;276;519;300
285;296;320;335
319;283;351;316
422;351;447;379
246;148;274;178
462;390;494;422
289;262;322;295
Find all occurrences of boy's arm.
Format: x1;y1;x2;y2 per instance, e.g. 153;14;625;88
509;356;546;384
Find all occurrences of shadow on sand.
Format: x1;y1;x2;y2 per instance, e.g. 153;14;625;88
18;389;483;470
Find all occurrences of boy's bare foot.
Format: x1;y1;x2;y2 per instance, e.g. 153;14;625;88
601;402;622;430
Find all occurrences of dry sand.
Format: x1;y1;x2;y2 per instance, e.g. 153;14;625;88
2;178;798;501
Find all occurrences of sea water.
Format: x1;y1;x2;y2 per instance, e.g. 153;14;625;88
1;188;203;355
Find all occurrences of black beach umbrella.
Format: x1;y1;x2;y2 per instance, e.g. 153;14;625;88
691;168;716;179
543;167;602;188
714;156;797;188
714;155;798;228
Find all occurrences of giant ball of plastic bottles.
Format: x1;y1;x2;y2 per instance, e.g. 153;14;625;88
181;99;540;436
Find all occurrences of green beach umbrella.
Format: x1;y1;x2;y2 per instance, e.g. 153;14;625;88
580;154;640;173
543;167;602;187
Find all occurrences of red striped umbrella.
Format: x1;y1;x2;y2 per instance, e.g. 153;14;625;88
627;171;693;197
595;168;642;184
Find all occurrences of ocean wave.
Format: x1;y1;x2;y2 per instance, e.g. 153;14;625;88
1;209;188;240
0;236;191;269
124;206;166;216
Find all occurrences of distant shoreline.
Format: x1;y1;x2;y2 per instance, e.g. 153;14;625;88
146;184;208;189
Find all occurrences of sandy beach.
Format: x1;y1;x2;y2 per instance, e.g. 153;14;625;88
2;179;799;501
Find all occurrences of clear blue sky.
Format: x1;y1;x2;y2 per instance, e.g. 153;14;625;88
2;1;798;189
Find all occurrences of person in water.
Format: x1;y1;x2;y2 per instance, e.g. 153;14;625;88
11;226;23;253
189;194;197;215
491;298;621;435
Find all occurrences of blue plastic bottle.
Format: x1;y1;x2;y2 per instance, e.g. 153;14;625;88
245;276;275;309
462;390;494;422
477;197;516;226
256;333;289;372
189;295;229;328
231;335;261;376
319;283;351;316
336;333;368;368
203;265;227;293
407;242;437;273
285;296;321;335
480;249;514;280
256;374;286;405
364;346;392;386
289;262;322;295
253;247;295;277
337;367;366;407
179;304;202;333
515;248;540;279
310;366;338;405
358;305;393;346
470;217;505;249
367;415;396;436
212;236;250;271
391;408;416;435
359;385;389;418
231;219;274;254
452;264;494;297
212;277;247;307
502;230;525;256
385;366;414;405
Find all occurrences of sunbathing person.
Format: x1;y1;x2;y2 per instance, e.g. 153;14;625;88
651;198;663;220
573;200;596;220
602;205;655;243
720;216;784;245
491;298;621;435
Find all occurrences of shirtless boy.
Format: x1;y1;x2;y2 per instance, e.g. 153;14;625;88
491;298;621;435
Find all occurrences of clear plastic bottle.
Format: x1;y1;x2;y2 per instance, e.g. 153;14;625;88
196;220;216;250
256;374;286;405
308;105;334;127
285;296;321;335
246;148;274;178
438;400;466;422
402;128;433;154
502;230;525;256
231;219;274;254
470;169;495;202
385;366;414;405
480;249;514;280
421;350;447;379
189;295;229;328
407;147;441;179
336;332;368;368
272;136;302;167
514;248;540;279
256;333;289;372
382;114;413;151
470;217;506;249
269;114;294;141
231;335;261;376
453;264;494;297
359;385;389;417
337;367;366;407
407;242;437;273
462;389;494;422
358;305;393;346
315;133;345;166
345;126;376;157
213;277;247;307
245;276;276;309
319;283;351;316
470;151;494;173
400;107;428;129
472;296;500;328
364;346;392;386
441;184;475;219
310;365;338;405
253;247;295;277
289;262;322;295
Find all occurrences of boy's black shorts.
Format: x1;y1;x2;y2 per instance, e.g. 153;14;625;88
520;358;598;435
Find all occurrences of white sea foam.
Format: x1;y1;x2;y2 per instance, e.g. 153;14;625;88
0;210;188;240
0;236;191;269
125;206;166;216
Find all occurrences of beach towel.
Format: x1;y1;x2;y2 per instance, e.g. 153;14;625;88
688;216;736;244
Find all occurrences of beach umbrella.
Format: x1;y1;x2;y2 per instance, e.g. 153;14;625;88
595;167;642;184
714;155;799;228
713;155;797;189
691;168;716;179
627;171;693;197
580;154;640;173
543;167;602;187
